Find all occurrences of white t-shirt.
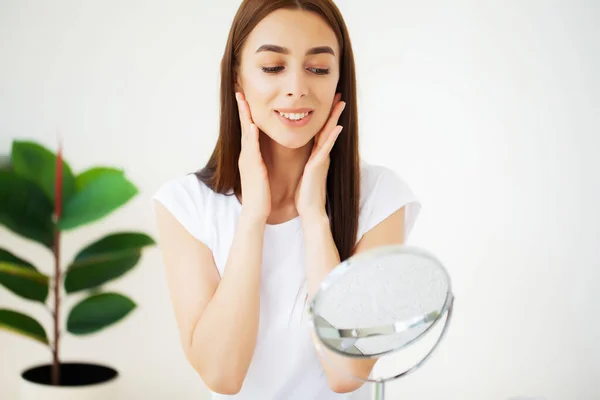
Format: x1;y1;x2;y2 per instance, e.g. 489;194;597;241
152;160;421;400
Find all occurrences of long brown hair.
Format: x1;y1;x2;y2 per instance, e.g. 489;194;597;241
196;0;360;261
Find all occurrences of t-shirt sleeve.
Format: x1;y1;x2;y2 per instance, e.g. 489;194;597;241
356;166;422;244
152;175;212;249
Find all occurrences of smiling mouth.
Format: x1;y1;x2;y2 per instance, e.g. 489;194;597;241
276;110;313;121
274;110;314;127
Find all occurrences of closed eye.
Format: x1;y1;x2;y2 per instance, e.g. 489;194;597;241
261;66;284;74
261;66;330;75
308;67;330;75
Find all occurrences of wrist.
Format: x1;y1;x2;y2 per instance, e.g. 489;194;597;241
239;209;268;227
300;210;330;230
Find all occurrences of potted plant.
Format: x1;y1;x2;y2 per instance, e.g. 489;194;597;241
0;139;155;399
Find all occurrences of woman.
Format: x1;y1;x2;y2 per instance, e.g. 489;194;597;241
153;0;421;398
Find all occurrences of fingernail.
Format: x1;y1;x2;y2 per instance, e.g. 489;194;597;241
235;92;240;101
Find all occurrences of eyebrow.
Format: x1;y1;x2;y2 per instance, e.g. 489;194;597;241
255;44;335;56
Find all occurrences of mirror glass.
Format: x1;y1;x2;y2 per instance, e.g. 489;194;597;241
308;245;454;388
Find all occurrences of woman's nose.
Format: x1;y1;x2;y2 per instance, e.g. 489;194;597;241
286;70;308;99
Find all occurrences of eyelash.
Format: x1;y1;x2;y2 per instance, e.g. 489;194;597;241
261;66;330;75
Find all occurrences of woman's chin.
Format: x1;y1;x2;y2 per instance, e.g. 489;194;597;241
265;131;314;150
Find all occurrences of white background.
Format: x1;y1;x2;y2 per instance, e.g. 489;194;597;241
1;1;598;399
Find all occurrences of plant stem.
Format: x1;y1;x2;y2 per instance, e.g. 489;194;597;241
51;227;61;386
52;135;64;386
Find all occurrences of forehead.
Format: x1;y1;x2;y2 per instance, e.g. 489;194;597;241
244;8;339;56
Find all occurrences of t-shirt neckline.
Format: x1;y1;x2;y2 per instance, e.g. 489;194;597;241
230;192;301;231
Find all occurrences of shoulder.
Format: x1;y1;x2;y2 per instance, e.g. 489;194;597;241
153;173;211;201
152;173;216;248
356;159;422;244
358;160;417;205
152;173;215;222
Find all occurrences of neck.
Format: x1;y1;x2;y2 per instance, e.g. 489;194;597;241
259;133;312;210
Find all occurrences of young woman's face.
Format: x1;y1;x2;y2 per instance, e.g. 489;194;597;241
236;9;341;149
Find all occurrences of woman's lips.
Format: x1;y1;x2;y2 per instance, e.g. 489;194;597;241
274;110;313;128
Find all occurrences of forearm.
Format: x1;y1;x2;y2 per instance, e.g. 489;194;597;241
302;213;340;301
301;212;376;393
190;211;265;390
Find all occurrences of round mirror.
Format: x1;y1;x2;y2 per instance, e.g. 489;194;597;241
307;245;455;399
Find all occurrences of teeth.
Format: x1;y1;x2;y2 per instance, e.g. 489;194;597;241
279;111;310;121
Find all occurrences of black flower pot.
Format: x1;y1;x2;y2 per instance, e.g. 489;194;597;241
19;362;120;399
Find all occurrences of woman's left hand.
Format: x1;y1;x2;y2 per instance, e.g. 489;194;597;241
295;93;346;221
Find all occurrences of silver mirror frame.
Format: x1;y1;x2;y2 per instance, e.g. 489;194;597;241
307;244;456;398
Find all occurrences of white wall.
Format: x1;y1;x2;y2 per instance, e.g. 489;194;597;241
1;1;598;399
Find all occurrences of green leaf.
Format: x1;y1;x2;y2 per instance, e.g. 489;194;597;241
64;232;155;293
0;171;54;247
0;309;49;345
67;292;136;335
10;140;76;206
0;154;11;171
0;248;49;302
58;171;138;231
75;167;124;192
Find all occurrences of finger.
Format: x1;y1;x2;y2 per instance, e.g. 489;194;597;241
250;123;260;151
317;101;346;150
327;125;343;153
240;94;254;129
314;94;341;149
235;92;246;138
315;125;343;163
235;92;253;138
242;122;255;150
333;92;342;107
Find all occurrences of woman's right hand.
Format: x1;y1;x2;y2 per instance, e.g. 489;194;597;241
235;92;271;222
